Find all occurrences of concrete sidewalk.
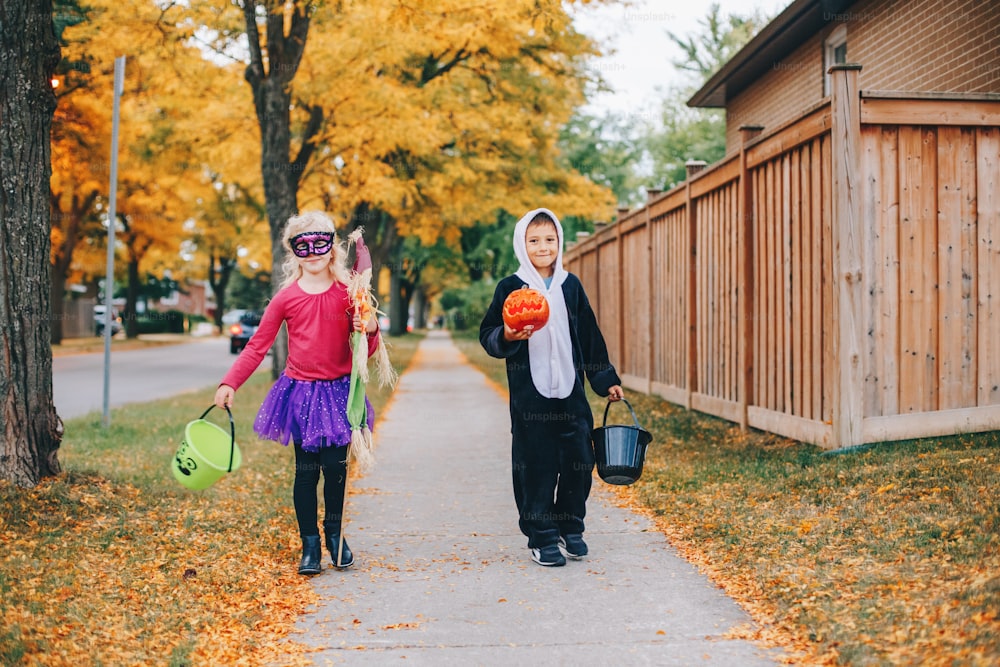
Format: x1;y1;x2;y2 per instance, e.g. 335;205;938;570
296;331;783;665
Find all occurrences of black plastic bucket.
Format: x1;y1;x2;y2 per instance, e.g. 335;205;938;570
592;398;652;485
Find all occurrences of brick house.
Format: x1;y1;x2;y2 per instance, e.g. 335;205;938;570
688;0;1000;151
564;0;1000;449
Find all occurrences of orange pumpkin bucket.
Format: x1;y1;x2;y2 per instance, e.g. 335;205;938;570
502;286;550;332
592;398;653;485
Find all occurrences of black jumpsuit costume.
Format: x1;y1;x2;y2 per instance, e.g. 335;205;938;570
480;273;621;549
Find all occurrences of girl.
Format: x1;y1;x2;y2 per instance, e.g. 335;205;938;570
215;210;380;575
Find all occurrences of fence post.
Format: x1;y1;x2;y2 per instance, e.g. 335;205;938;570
738;126;764;430
684;164;705;409
830;64;865;448
614;213;625;375
644;204;654;395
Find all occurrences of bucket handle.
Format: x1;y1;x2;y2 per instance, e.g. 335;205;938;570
601;397;642;430
200;405;236;473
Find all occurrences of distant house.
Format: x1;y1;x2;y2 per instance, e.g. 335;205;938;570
689;0;1000;151
564;0;1000;450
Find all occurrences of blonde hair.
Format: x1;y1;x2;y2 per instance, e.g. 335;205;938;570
279;210;351;288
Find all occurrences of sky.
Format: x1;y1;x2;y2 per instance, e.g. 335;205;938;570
573;0;790;119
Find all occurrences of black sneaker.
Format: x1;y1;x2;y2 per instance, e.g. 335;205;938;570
530;544;566;567
558;534;588;559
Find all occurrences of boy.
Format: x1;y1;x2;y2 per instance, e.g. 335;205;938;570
480;208;624;567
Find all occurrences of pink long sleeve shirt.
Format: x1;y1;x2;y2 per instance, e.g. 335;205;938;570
220;281;380;391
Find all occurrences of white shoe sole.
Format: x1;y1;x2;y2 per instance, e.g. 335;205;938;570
558;538;587;560
530;549;566;566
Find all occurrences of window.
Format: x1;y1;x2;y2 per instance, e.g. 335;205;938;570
823;25;848;96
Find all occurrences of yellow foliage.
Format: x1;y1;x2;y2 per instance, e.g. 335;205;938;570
52;0;618;297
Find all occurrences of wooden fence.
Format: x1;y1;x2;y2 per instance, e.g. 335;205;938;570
564;66;1000;450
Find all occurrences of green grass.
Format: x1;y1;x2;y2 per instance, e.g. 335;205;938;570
0;332;424;666
451;329;1000;666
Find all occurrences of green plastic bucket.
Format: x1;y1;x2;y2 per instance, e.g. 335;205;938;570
171;406;242;490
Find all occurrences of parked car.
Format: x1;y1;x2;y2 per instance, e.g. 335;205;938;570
93;305;123;337
221;309;247;326
228;311;261;354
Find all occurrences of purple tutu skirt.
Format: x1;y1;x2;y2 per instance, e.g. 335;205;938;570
254;373;374;452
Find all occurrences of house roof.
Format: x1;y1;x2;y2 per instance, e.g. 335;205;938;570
688;0;855;108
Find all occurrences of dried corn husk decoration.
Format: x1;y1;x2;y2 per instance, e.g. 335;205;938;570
344;228;396;471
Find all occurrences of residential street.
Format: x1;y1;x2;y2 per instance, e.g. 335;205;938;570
52;336;269;420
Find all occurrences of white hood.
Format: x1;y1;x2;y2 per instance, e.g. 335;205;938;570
512;208;575;399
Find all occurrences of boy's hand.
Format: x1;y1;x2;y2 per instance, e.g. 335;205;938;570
215;385;235;409
607;385;624;402
503;323;534;342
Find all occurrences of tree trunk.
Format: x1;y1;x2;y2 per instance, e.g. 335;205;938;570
412;288;427;329
242;1;315;378
0;0;64;487
388;271;408;336
208;253;235;329
50;276;67;343
125;255;140;338
50;193;97;344
257;76;296;376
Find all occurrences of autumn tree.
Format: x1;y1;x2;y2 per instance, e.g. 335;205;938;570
647;3;768;188
558;111;645;207
51;0;262;339
191;0;615;340
49;0;107;344
322;3;615;332
194;182;269;327
0;0;64;486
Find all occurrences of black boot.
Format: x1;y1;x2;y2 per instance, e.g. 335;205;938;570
325;529;355;569
298;535;322;575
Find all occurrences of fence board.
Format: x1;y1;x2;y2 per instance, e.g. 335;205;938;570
863;126;901;417
746;104;832;168
670;209;687;389
597;240;621;367
979;128;1000;406
580;249;598;320
898;126;939;412
770;159;780;412
623;229;650;379
781;154;791;414
705;194;716;396
698;196;709;396
650;216;664;385
791;147;802;417
754;168;765;410
730;181;740;402
821;132;834;424
761;162;779;410
800;142;815;421
690;156;740;198
936;127;978;410
861;98;1000;127
809;140;823;421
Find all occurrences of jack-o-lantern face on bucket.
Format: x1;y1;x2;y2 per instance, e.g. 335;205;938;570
502;287;550;332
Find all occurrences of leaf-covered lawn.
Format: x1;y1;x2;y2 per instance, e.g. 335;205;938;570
0;333;422;666
451;330;1000;666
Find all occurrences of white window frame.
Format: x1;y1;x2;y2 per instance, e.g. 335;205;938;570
824;25;848;96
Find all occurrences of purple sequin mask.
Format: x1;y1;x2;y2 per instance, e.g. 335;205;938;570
290;231;334;258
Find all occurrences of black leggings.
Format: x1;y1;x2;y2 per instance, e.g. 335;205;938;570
293;441;348;538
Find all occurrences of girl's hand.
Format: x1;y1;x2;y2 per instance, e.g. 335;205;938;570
353;309;378;333
503;323;534;342
607;385;624;402
215;385;235;409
